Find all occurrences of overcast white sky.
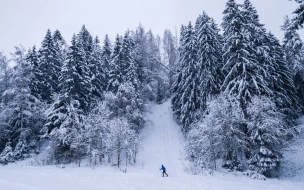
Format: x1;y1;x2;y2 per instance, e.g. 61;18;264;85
1;0;304;54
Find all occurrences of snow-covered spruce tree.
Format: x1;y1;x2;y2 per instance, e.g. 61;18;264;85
265;32;299;120
221;0;274;162
0;142;14;164
1;46;43;161
121;30;139;90
38;29;62;102
88;36;107;101
101;34;112;74
171;25;187;118
0;52;12;105
289;0;304;30
26;46;43;100
282;16;304;111
195;12;224;111
222;0;271;113
187;95;246;171
108;31;142;94
53;29;68;63
172;22;201;133
77;25;93;60
46;35;91;163
77;25;105;109
246;96;297;177
107;34;124;93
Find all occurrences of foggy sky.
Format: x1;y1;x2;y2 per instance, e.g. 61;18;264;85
1;0;303;54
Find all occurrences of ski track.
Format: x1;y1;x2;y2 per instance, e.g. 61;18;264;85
0;100;303;190
136;100;187;178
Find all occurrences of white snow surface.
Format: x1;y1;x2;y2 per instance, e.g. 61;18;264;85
0;100;303;190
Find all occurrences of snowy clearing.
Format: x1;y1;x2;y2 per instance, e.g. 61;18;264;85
0;100;303;190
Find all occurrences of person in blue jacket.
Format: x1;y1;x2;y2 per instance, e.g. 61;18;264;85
160;165;168;177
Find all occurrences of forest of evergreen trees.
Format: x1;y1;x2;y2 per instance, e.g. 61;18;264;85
0;0;303;177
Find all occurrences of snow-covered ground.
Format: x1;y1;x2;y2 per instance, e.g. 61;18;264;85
0;100;303;190
280;116;304;182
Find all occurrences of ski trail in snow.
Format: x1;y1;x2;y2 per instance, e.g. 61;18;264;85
137;100;187;177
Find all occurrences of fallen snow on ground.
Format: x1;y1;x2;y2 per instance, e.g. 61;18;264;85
280;116;304;182
0;100;303;190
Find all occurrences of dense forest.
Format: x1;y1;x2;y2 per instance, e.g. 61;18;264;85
0;0;304;178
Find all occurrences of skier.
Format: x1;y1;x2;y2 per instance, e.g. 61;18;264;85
160;164;168;177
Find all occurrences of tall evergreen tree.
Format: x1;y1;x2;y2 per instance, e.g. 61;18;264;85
38;29;62;102
172;22;200;133
53;29;67;63
101;34;112;74
89;36;107;101
108;34;123;93
1;46;42;159
77;25;93;59
266;32;299;118
0;52;12;105
121;30;139;90
221;0;271;115
282;16;304;111
289;0;304;30
195;12;224;112
46;35;91;133
26;46;43;100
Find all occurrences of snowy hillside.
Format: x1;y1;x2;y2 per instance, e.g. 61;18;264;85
136;100;188;177
0;100;303;190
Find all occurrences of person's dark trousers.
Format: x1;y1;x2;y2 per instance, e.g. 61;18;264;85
163;171;168;177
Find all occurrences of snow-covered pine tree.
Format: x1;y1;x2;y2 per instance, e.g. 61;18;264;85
0;53;11;150
121;30;139;90
38;29;62;102
195;12;224;112
1;46;42;161
108;34;124;93
172;22;200;133
0;142;14;164
246;96;296;177
77;25;94;60
221;0;271;114
0;52;12;105
53;29;68;63
282;16;304;111
26;46;43;100
171;25;187;115
46;35;92;163
101;34;112;74
289;0;304;30
265;32;299;119
89;36;107;101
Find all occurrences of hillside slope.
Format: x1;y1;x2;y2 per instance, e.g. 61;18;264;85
0;100;303;190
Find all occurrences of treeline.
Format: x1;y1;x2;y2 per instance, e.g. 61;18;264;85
0;0;303;178
172;0;304;177
0;24;179;167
